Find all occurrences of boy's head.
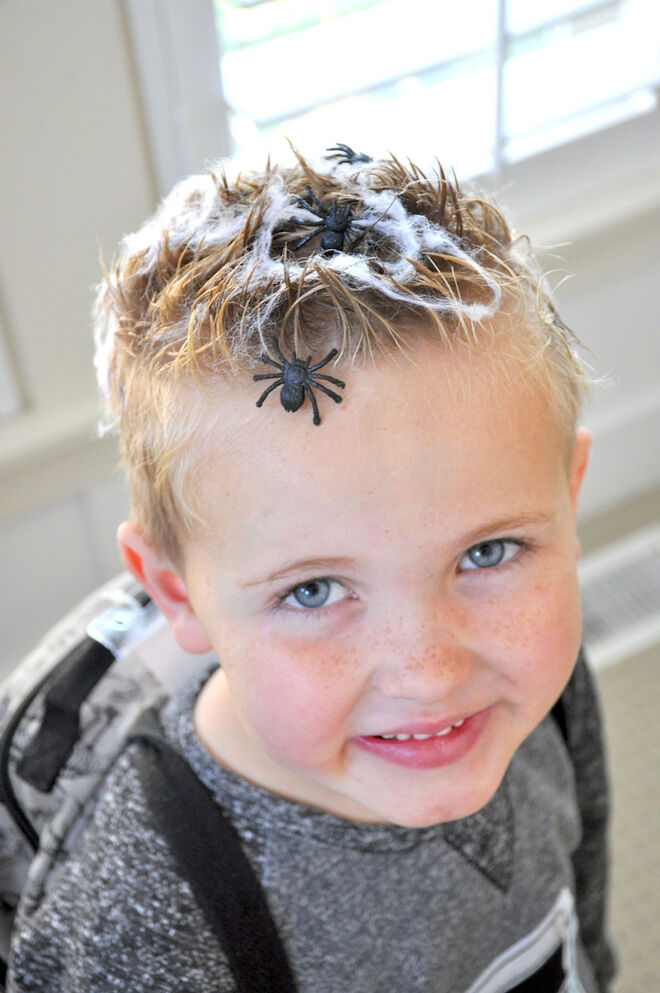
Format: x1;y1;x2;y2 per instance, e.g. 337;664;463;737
97;148;591;826
96;149;587;566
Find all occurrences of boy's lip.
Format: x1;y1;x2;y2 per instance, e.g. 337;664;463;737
353;707;493;769
365;708;485;738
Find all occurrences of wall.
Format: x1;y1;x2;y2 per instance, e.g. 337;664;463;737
0;0;658;675
558;204;660;513
0;0;152;672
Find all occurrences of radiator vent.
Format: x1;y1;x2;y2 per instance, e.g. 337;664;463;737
579;524;660;669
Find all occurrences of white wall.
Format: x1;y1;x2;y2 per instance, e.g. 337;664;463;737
557;206;660;514
0;0;658;676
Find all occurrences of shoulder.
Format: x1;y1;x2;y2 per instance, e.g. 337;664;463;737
556;650;609;816
508;651;608;837
9;743;232;993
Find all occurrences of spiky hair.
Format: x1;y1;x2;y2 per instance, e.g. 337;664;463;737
94;148;587;561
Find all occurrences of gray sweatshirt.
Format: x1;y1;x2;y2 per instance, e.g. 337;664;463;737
9;656;615;992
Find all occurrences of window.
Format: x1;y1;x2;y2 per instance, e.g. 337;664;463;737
216;0;660;179
124;0;660;231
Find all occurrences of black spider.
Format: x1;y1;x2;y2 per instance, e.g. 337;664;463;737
253;338;345;426
325;143;373;166
291;186;367;254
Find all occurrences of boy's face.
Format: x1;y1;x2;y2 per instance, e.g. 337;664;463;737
124;332;590;827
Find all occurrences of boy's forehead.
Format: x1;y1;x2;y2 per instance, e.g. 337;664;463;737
206;324;557;447
187;333;567;560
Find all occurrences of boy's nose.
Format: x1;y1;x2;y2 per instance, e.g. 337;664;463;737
370;605;475;704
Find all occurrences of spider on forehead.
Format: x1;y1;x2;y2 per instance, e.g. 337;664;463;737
253;338;345;426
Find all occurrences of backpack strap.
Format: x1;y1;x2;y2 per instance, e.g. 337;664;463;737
15;637;117;794
15;589;154;795
130;708;299;993
0;590;155;851
0;633;116;851
550;694;568;746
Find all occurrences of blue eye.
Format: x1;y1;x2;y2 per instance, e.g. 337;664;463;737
284;578;347;610
291;579;331;608
460;539;521;571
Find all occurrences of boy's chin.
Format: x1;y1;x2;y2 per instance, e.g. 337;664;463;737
350;780;505;829
383;779;502;828
387;797;497;829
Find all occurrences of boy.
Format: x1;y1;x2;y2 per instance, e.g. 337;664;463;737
9;149;615;991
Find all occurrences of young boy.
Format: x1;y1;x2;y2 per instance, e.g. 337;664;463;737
9;149;615;991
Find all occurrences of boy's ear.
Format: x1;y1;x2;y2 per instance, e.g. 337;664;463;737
568;426;591;513
117;521;212;654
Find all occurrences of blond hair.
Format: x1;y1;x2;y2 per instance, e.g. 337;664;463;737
94;149;588;563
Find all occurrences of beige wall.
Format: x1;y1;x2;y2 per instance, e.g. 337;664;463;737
0;0;156;671
0;0;155;517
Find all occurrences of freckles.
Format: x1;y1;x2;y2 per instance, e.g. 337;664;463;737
404;649;456;678
278;642;362;703
308;649;353;687
487;586;581;673
491;614;537;652
484;597;553;655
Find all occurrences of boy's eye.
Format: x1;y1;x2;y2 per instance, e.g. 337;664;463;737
284;578;346;610
460;539;521;571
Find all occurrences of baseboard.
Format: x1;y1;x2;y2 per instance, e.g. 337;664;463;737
580;524;660;670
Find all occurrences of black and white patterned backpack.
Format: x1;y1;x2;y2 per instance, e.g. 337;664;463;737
0;575;207;984
0;575;300;993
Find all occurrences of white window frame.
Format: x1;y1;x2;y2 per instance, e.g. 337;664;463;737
123;0;660;241
0;313;22;422
122;0;231;197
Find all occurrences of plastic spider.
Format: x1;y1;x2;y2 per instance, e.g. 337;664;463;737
325;143;373;166
253;338;345;426
291;186;368;255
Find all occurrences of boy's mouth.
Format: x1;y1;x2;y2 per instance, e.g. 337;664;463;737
354;708;492;769
374;719;465;741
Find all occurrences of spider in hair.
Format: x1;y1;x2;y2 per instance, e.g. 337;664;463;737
325;143;373;166
291;186;370;255
253;338;345;426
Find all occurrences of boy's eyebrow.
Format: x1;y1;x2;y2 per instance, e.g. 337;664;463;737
239;557;359;588
239;512;557;588
460;510;557;546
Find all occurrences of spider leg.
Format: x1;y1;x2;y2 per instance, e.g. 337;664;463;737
303;185;322;210
304;384;322;426
256;355;284;372
325;144;354;160
309;380;344;404
294;199;323;221
311;373;345;389
289;213;315;228
325;144;372;165
254;381;282;408
292;228;321;251
253;372;283;382
270;337;291;365
309;347;339;372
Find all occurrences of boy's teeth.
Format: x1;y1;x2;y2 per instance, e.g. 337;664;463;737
379;720;465;741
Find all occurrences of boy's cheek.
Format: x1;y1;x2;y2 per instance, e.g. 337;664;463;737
504;586;581;651
502;580;582;692
220;634;358;747
476;565;581;656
